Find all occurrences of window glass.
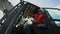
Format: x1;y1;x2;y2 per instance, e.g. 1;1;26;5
8;0;20;6
46;9;60;19
0;10;4;19
46;9;60;27
55;21;60;27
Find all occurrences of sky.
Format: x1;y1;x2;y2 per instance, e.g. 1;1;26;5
8;0;60;7
0;0;60;24
25;0;60;7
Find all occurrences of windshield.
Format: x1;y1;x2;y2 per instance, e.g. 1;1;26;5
45;9;60;27
46;9;60;19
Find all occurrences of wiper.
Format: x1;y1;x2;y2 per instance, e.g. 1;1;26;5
43;7;60;11
52;19;60;21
